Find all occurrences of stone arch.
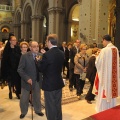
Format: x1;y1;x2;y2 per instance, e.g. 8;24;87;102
13;8;21;41
22;2;33;22
63;0;78;42
14;8;21;24
34;0;49;43
22;0;33;41
0;23;11;42
68;4;79;42
0;24;10;32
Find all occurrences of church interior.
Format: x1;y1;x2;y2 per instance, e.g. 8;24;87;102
0;0;120;120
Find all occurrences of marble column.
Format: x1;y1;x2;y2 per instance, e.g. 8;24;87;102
115;0;120;50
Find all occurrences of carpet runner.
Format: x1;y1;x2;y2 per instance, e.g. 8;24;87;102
83;105;120;120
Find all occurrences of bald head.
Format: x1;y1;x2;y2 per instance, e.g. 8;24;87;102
29;41;39;54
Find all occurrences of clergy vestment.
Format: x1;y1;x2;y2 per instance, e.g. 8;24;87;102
95;43;120;112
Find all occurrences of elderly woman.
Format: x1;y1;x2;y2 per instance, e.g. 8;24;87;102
74;44;89;99
20;41;29;54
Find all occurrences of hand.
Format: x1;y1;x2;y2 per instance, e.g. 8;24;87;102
36;55;42;61
41;49;46;54
83;68;87;72
27;79;32;85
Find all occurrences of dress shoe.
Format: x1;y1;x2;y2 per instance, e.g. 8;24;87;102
77;95;81;100
35;112;44;116
9;92;12;99
15;92;20;99
20;114;26;119
87;100;92;104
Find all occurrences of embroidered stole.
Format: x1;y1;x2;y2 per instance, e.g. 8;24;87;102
94;48;118;98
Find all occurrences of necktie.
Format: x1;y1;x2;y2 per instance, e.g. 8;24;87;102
34;55;39;82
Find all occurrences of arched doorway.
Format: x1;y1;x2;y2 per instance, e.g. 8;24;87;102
25;6;32;41
23;5;32;42
1;26;10;42
68;4;80;42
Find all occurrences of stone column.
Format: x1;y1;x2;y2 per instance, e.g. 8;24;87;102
79;0;92;44
95;0;109;46
115;0;120;50
12;0;15;11
13;23;21;41
67;21;72;42
31;16;37;41
39;16;44;43
20;20;28;40
48;7;63;42
31;15;44;42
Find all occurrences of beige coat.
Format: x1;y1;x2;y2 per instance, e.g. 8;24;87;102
74;52;89;74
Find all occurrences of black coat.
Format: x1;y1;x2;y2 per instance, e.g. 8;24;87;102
59;46;69;62
1;44;21;84
86;56;97;84
69;46;80;70
37;47;65;91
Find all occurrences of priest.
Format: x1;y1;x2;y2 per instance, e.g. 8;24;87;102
95;34;120;112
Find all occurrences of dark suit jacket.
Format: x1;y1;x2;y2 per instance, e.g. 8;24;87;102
17;51;42;91
69;46;80;70
37;47;65;91
59;46;69;62
86;56;97;84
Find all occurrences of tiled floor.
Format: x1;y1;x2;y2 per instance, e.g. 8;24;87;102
0;81;120;120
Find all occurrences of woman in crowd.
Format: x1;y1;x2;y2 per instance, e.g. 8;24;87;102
85;48;98;104
17;41;29;98
20;41;29;54
74;44;89;99
1;34;21;99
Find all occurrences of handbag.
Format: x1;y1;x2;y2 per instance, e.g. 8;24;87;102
80;72;86;80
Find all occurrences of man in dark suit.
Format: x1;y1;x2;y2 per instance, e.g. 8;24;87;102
37;34;64;120
17;41;44;119
59;41;69;78
69;39;81;91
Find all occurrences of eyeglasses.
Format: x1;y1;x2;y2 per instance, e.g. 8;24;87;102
11;40;17;42
31;46;39;48
21;47;28;48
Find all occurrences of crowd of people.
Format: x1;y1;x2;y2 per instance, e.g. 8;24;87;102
0;33;120;120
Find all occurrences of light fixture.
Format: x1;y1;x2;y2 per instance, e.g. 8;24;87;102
72;18;79;21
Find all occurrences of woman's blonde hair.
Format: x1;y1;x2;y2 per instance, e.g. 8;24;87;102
80;44;87;50
20;41;29;48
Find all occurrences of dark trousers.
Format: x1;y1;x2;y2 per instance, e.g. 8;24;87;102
69;69;76;88
20;81;41;114
44;89;62;120
63;61;69;79
85;82;95;101
75;74;85;96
